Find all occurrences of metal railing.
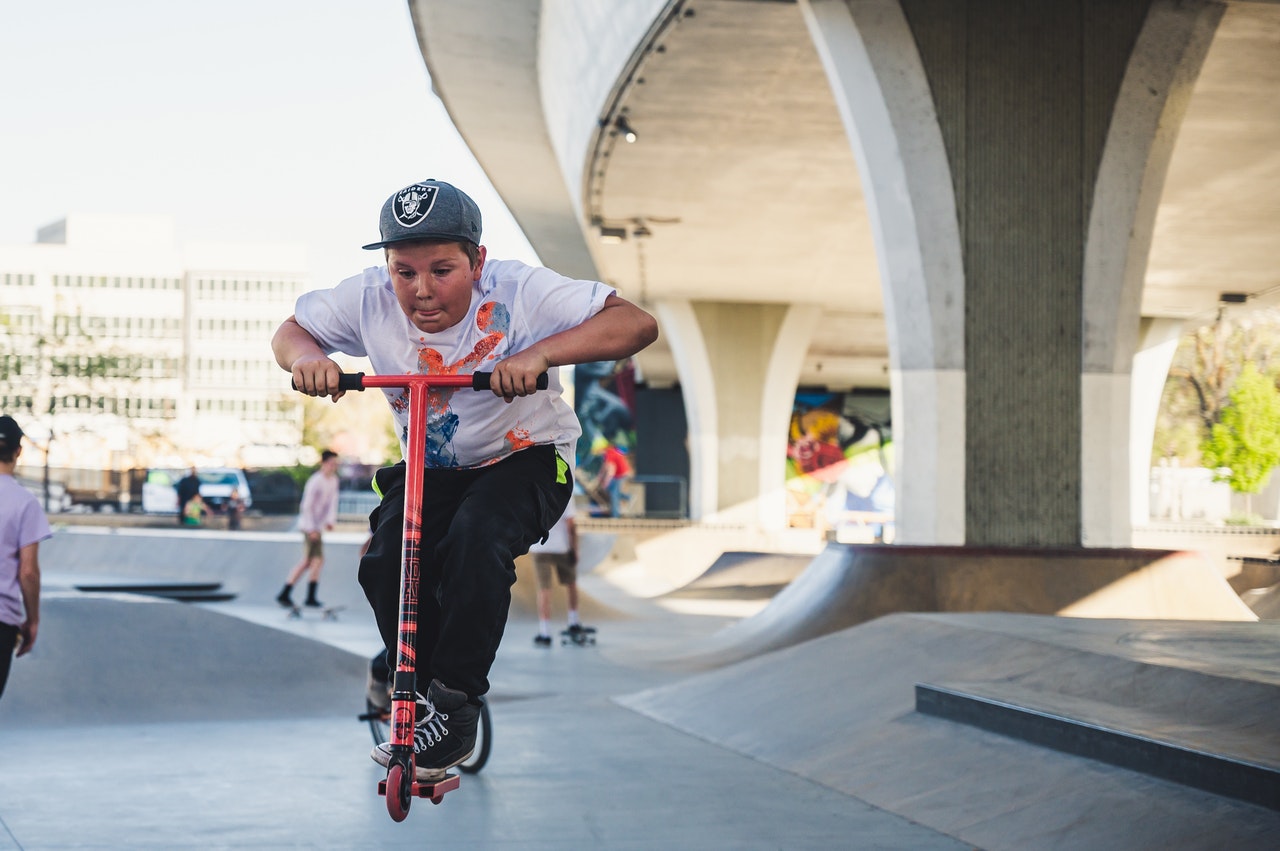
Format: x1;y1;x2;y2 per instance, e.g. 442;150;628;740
629;475;688;519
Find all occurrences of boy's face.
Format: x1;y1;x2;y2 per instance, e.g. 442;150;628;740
387;241;485;333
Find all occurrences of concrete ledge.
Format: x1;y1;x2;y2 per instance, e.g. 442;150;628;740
915;682;1279;811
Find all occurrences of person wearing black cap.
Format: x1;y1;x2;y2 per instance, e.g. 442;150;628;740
0;415;52;701
273;179;658;782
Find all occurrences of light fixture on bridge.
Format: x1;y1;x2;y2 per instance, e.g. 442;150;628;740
614;115;638;143
598;225;628;244
1219;292;1248;305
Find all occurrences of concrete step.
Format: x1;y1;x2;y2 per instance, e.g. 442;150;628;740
915;680;1280;811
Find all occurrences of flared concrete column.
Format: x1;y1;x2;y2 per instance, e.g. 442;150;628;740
694;301;790;522
802;0;966;545
1081;0;1223;546
655;299;718;521
655;298;805;524
807;0;1221;547
759;305;821;530
1130;318;1184;527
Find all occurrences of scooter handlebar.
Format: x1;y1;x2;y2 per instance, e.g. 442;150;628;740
293;371;549;392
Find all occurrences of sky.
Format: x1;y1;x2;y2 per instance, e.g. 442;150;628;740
0;0;539;288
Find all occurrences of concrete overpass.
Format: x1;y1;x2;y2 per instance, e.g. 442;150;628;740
405;0;1280;549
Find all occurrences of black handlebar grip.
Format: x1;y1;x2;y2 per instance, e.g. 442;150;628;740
293;371;549;392
471;371;550;390
337;373;366;391
290;373;366;392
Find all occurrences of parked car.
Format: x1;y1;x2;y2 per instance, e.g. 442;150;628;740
243;469;301;515
141;467;253;514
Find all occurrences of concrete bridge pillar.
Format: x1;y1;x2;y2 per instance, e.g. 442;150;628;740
1130;317;1185;527
655;298;818;524
803;0;1222;546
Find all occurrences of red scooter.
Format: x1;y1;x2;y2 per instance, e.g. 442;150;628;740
311;370;544;821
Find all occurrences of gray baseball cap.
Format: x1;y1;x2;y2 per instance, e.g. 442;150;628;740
361;180;483;250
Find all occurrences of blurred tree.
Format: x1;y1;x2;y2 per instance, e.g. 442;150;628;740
1200;362;1280;516
1153;311;1280;465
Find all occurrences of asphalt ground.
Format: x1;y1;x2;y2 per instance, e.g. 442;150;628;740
1;526;1277;849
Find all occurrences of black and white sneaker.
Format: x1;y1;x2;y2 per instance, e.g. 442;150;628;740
370;679;479;781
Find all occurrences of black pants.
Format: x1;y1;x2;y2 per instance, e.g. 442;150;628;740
0;622;17;701
360;444;571;698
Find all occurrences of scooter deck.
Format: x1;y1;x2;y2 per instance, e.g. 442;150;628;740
379;772;460;803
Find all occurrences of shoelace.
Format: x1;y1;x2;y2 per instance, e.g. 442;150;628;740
411;693;450;751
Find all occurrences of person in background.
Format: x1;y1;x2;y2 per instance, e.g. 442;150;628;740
175;466;200;526
182;492;208;526
226;488;245;531
276;449;340;609
528;500;591;645
0;415;51;702
597;443;634;517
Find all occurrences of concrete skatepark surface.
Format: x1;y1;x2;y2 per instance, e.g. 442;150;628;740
2;526;1277;849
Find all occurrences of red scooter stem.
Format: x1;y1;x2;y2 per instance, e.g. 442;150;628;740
390;381;429;760
291;368;547;818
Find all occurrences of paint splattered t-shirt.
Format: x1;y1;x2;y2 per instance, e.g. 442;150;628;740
294;258;612;469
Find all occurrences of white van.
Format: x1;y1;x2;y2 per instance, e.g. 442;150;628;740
142;467;252;514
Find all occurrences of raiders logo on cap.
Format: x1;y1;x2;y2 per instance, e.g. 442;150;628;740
394;184;439;228
364;179;482;250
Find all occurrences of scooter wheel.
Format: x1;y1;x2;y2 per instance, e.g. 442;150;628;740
386;764;410;822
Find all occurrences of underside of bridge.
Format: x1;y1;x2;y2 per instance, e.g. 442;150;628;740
408;0;1280;544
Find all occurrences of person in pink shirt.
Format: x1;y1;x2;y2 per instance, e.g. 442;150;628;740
0;415;52;701
276;449;340;609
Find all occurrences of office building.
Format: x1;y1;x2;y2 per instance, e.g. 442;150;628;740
0;214;307;475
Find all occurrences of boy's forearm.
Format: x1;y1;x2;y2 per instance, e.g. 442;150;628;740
272;317;325;371
536;296;659;368
18;547;40;623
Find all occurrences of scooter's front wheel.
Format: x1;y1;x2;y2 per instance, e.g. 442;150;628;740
385;763;410;822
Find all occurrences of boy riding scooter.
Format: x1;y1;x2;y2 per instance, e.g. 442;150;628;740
273;179;657;782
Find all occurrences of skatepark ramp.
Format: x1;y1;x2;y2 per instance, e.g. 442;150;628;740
40;525;626;623
618;612;1280;848
659;543;1258;669
0;593;365;728
40;526;370;601
659;550;812;601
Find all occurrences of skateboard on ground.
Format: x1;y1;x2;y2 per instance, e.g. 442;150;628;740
561;626;597;646
315;369;544;822
285;604;345;621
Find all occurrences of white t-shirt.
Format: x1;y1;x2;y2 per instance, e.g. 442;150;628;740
294;258;612;469
296;470;339;533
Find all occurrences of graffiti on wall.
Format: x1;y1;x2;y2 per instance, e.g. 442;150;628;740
574;359;637;517
786;390;894;541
